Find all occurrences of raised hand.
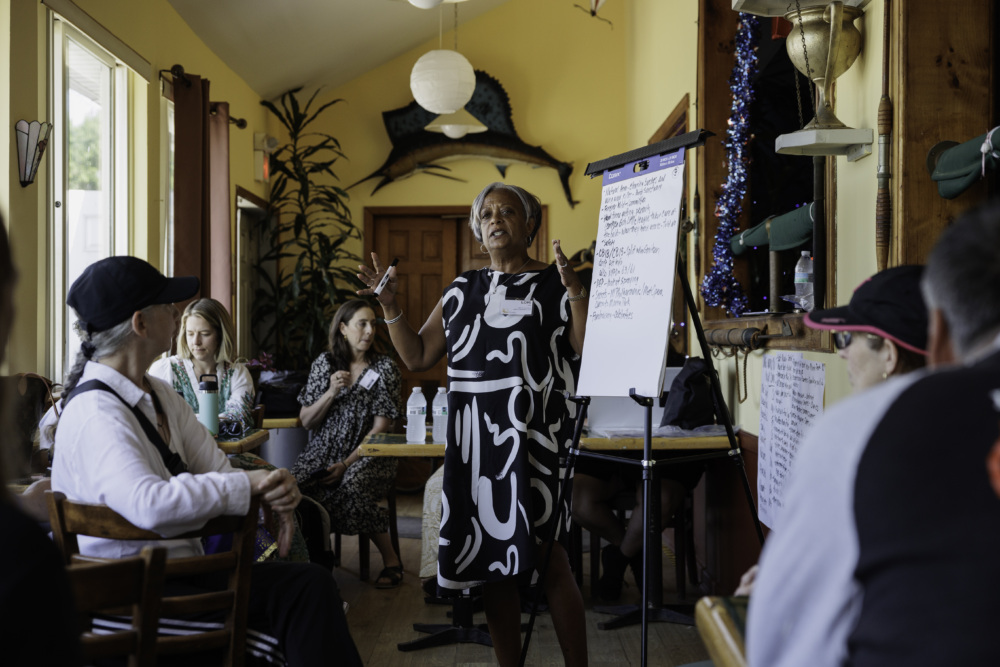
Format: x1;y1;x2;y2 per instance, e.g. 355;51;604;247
357;252;397;307
328;369;351;397
553;239;584;293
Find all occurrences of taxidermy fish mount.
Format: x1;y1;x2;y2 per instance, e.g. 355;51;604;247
349;70;578;208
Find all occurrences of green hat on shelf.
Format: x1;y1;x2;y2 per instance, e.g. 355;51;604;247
729;203;814;256
928;128;1000;200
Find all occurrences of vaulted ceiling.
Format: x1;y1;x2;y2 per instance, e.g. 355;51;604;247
167;0;512;100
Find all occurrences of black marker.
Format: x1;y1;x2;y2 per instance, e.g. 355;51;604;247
372;258;399;296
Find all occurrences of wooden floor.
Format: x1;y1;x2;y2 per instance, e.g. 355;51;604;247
329;492;711;666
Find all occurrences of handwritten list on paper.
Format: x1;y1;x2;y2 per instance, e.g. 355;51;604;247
578;149;685;399
757;352;826;529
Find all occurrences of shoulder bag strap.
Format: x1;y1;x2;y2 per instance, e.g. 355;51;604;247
67;380;188;476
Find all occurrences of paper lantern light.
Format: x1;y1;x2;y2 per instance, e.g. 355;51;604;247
410;49;476;115
425;108;488;139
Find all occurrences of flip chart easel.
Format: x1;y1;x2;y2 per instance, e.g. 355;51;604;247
571;130;765;667
577;146;685;398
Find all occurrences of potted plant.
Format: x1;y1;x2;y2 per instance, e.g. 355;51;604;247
253;88;363;372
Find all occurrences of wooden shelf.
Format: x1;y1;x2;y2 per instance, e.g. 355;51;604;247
703;312;831;352
732;0;872;17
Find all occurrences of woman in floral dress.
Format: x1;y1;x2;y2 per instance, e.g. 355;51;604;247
292;299;404;588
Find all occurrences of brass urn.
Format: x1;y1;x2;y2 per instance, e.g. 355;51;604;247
785;1;863;130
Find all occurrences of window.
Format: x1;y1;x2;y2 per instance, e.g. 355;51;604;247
161;86;175;275
51;19;130;379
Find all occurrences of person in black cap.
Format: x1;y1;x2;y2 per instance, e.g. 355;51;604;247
805;265;929;391
49;256;362;667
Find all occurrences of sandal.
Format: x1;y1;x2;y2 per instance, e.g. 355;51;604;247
375;565;404;589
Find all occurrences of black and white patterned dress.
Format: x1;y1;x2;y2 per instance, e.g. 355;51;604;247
438;264;580;591
292;353;402;535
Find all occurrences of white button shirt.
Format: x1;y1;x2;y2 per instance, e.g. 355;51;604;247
51;361;251;559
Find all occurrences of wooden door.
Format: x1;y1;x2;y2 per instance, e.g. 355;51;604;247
365;208;462;404
365;206;550;400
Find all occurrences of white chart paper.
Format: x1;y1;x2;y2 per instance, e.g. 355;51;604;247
578;149;685;398
757;352;826;528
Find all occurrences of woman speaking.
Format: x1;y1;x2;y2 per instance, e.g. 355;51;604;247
359;182;589;666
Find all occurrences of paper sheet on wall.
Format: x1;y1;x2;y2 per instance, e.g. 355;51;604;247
757;352;826;529
578;148;685;398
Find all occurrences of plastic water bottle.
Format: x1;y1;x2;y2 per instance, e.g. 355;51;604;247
197;374;220;436
432;387;448;443
794;251;814;312
406;387;427;444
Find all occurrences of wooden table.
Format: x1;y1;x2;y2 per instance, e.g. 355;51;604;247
262;417;302;430
216;428;269;455
359;432;730;457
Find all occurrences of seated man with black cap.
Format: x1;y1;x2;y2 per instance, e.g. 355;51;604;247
49;256;361;667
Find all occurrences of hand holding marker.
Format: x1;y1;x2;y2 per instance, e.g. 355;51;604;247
373;258;398;297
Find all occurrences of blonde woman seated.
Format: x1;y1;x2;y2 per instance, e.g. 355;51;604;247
149;297;310;562
149;298;254;424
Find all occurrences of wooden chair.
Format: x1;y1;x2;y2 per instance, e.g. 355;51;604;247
250;404;266;429
66;545;167;667
694;595;748;667
332;486;401;580
572;486;698;599
48;491;260;667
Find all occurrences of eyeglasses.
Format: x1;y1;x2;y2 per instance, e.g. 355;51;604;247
833;331;882;350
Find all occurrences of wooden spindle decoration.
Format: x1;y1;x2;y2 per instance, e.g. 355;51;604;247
875;0;892;271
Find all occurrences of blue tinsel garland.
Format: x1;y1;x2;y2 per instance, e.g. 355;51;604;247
701;13;758;317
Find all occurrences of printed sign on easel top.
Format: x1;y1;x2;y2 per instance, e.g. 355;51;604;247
578;148;685;398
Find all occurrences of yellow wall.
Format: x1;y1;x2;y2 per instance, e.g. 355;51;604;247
301;0;628;265
3;0;892;414
623;0;888;429
4;0;271;375
733;1;887;430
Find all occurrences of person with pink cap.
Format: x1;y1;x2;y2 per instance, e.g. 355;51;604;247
805;265;929;391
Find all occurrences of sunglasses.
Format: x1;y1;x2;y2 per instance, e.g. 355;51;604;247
833;331;882;350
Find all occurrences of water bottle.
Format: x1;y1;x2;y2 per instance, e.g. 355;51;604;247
406;387;427;444
197;374;220;436
432;387;448;443
794;251;815;312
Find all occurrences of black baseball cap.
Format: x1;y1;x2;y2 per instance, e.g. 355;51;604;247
804;265;928;354
67;256;200;334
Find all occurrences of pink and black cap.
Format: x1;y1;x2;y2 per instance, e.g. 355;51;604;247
804;265;929;355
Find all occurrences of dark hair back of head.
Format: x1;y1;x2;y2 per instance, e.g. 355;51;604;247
328;299;376;370
923;199;1000;356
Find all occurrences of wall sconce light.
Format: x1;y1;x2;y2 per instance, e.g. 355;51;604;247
254;132;279;183
15;119;53;187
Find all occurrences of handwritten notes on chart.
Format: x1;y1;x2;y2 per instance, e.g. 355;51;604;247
757;352;826;529
578;148;685;398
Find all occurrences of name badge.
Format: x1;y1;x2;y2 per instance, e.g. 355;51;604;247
501;298;533;316
359;368;380;390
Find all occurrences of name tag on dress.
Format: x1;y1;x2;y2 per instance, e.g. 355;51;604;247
501;299;533;316
359;368;380;390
